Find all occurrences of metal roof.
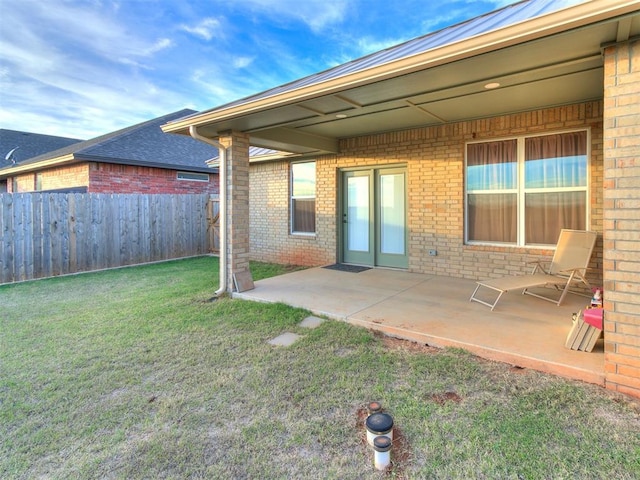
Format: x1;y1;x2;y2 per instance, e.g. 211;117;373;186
163;0;640;156
174;0;587;120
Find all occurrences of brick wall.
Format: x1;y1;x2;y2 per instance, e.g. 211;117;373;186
89;163;218;194
11;173;36;192
9;165;89;192
42;164;90;191
250;101;604;287
249;161;334;266
8;162;218;194
602;40;640;398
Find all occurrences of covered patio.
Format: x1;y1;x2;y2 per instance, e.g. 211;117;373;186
235;267;604;386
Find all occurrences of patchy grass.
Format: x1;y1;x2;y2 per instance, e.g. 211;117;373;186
1;256;639;479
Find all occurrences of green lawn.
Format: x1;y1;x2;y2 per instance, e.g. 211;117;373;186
1;256;639;479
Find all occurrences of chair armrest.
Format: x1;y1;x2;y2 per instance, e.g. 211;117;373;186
556;267;588;278
527;260;549;274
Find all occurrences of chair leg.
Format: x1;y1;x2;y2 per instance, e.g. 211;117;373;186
470;283;504;311
556;272;577;306
470;284;481;302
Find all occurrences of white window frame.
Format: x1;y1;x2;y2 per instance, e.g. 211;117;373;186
290;161;316;236
465;128;590;247
177;171;209;182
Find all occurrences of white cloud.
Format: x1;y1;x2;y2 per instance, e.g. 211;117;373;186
229;0;351;32
0;0;193;137
146;38;174;56
180;17;224;41
232;56;255;69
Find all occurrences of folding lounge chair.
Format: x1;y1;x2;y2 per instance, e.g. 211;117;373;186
469;229;598;311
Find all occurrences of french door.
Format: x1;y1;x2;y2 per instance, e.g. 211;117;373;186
342;167;407;268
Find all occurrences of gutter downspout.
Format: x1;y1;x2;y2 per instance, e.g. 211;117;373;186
189;126;227;296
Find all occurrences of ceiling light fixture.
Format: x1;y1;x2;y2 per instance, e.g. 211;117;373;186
335;114;347;118
484;82;501;89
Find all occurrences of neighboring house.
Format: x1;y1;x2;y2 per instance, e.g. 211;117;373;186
0;110;219;194
0;129;83;192
164;0;640;397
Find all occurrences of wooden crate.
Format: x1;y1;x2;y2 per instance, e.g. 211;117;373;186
565;309;603;352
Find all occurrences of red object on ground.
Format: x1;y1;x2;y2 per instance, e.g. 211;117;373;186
583;308;603;330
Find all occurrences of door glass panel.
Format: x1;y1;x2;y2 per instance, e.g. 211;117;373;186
348;176;369;252
380;173;405;255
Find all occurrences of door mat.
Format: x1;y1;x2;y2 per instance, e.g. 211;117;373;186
323;263;371;273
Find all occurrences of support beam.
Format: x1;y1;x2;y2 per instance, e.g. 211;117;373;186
250;127;339;154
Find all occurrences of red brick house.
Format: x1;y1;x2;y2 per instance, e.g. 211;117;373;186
164;0;640;397
0;110;219;194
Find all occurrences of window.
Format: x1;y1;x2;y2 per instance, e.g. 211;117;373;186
177;172;209;182
291;161;316;234
466;130;588;246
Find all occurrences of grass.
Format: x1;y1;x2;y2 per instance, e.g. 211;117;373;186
1;256;639;479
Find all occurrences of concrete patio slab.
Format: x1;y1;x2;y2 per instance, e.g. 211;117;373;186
237;267;604;386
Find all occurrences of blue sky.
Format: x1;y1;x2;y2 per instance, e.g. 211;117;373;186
1;0;522;140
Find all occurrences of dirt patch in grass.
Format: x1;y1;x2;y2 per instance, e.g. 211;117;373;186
509;365;527;373
430;391;462;405
375;332;440;355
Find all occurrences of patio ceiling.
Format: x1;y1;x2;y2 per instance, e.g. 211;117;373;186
164;2;640;156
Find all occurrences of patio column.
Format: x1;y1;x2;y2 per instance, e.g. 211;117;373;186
218;130;251;292
602;39;640;399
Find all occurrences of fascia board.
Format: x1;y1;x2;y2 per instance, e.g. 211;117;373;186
77;154;215;173
0;154;215;178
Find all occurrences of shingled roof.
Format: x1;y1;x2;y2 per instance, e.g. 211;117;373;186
0;129;82;168
0;109;219;175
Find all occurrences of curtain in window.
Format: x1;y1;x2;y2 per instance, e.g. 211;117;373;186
467;140;517;190
525;132;587;188
467;140;517;243
525;192;586;244
293;199;315;233
468;193;517;243
525;132;587;244
292;162;316;233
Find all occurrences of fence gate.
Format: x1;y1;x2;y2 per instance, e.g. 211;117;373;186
207;196;220;254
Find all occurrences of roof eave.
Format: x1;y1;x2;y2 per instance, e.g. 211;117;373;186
162;0;640;137
0;154;77;178
0;154;218;178
78;154;218;173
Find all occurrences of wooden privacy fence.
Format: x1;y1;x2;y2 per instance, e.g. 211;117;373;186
0;193;220;284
